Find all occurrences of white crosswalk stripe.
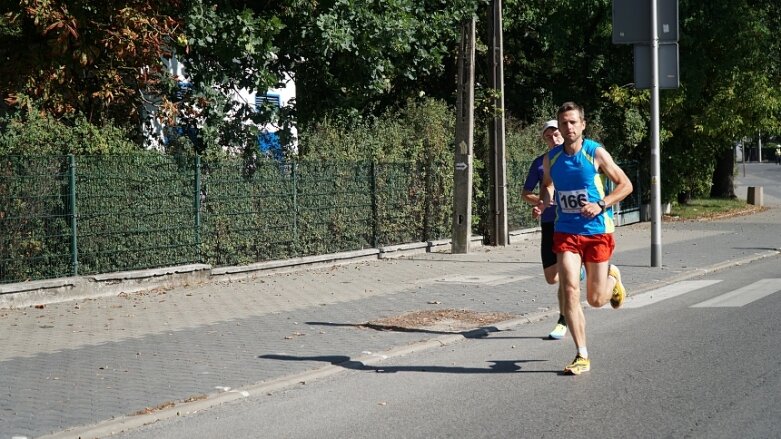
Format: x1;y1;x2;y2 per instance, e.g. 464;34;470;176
690;279;781;308
623;280;721;308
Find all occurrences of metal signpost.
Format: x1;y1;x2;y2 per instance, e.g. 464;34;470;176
613;0;679;267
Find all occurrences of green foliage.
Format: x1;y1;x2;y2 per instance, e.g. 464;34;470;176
299;97;457;241
2;0;776;226
75;154;199;274
502;0;630;126
0;151;460;283
0;0;182;127
300;97;455;162
504;118;547;231
198;157;298;265
0;110;137;155
649;1;781;201
275;0;485;126
0;156;72;282
0;109;203;281
502;0;781;203
177;0;286;154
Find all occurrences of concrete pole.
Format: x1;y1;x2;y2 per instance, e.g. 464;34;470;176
490;0;508;246
452;18;475;254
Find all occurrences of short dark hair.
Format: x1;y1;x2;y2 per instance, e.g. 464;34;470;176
557;101;585;121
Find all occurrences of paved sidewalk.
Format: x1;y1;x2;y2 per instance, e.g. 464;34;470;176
3;171;781;438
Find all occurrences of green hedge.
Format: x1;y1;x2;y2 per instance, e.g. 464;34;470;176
0;154;461;283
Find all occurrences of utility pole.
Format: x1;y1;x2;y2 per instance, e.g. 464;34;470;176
452;18;475;254
488;0;508;246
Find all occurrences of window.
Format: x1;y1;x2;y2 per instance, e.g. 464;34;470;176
255;93;281;111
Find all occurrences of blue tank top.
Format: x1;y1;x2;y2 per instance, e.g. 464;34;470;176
548;139;614;235
523;153;556;223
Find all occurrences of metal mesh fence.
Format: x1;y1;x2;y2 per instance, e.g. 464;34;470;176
375;160;453;246
295;160;375;255
199;158;298;266
0;154;641;284
617;161;641;210
0;156;73;282
75;154;199;275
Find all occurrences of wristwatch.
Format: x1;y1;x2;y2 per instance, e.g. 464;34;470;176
597;199;606;212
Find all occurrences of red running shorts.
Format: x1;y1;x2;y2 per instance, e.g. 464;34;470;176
552;232;615;263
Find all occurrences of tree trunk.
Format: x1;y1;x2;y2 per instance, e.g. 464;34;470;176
710;147;736;198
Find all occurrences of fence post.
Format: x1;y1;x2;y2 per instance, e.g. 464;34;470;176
370;161;378;248
194;155;202;262
423;159;433;242
68;154;78;276
292;161;299;256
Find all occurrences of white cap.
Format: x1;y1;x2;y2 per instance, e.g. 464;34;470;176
540;119;558;137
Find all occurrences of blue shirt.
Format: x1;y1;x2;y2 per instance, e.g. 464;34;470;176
523;153;556;223
548;139;614;235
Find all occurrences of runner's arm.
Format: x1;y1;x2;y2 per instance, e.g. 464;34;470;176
540;154;555;210
595;147;633;207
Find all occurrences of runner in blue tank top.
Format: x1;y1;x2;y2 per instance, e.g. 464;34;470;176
540;102;634;375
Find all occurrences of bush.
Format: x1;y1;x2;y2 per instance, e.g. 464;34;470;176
299;97;457;241
299;97;455;163
0;110;138;155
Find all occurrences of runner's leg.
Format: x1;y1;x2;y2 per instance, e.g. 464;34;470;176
559;251;585;348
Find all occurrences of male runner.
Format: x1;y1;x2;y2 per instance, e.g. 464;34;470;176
541;102;633;375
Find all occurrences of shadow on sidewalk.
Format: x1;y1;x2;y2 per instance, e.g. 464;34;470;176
307;320;506;337
258;353;554;374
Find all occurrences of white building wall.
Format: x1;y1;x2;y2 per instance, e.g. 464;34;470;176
141;57;296;154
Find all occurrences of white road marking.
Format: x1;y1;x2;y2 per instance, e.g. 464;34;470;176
690;279;781;308
622;280;722;308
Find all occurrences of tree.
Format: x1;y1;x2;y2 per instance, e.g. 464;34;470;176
171;0;284;154
666;0;781;201
0;0;182;128
268;0;485;128
502;0;639;156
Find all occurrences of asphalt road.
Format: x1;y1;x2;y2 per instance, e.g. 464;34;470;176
110;254;781;439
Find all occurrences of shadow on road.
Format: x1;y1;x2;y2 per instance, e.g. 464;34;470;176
259;353;554;374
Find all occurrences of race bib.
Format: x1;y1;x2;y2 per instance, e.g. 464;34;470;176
557;189;588;214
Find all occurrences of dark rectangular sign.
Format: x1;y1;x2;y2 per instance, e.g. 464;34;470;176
634;43;680;89
613;0;679;44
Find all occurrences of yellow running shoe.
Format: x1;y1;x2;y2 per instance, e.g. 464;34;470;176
609;264;626;309
548;323;567;340
563;354;590;375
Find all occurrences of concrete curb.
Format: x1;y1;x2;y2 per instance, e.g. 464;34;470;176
0;265;212;310
0;235;490;309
